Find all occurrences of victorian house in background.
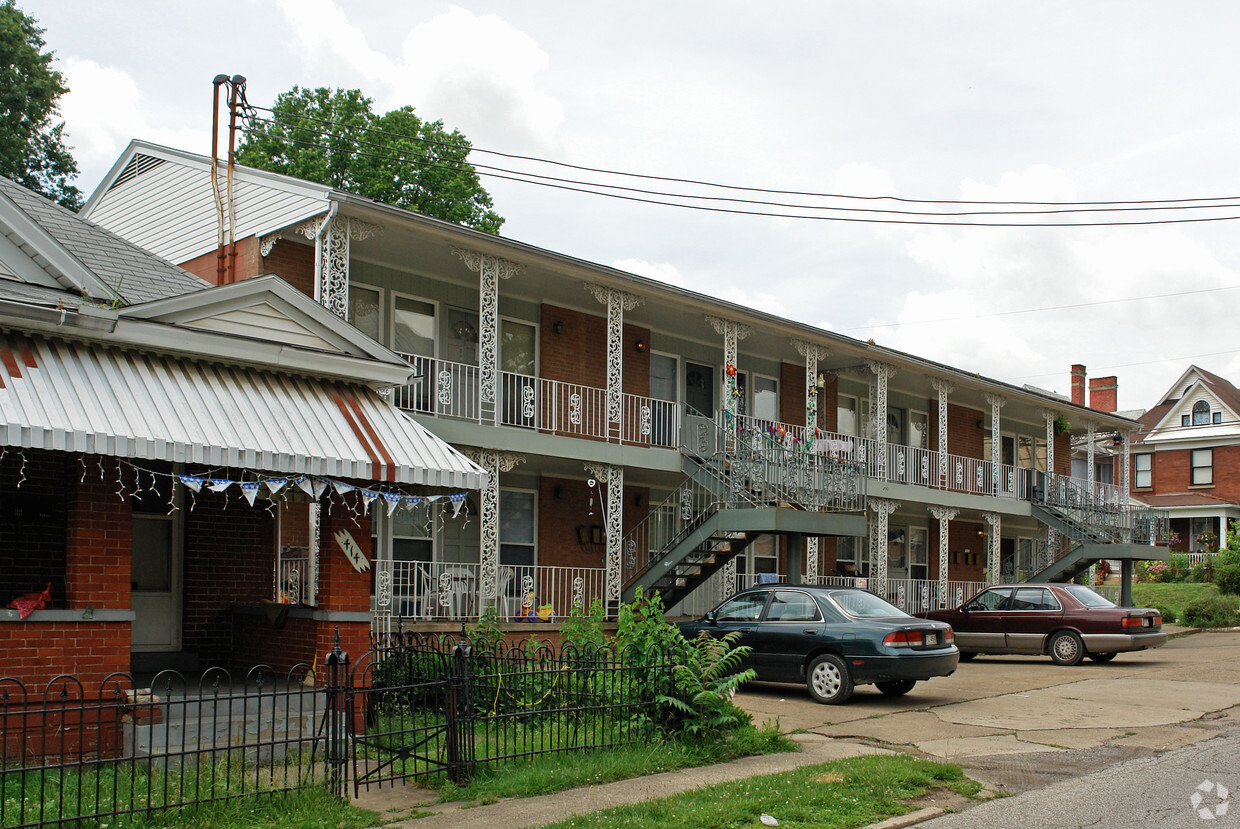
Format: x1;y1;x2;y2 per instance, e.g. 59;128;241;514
77;140;1169;636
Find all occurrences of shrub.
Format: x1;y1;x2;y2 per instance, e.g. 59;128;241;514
1214;564;1240;596
559;598;607;651
1182;595;1240;629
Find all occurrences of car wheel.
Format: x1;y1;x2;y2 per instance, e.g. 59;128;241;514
958;651;976;662
807;654;853;705
1048;631;1085;666
875;679;917;697
1088;652;1117;663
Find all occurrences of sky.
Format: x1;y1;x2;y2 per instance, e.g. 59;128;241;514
20;0;1240;412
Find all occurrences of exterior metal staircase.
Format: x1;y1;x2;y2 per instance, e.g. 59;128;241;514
620;412;866;606
1027;472;1169;582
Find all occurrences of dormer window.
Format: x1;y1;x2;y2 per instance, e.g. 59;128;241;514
1193;401;1211;425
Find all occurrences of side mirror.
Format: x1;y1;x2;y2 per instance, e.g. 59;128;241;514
959;605;971;613
704;610;718;625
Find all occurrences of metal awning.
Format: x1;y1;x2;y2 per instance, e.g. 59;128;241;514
0;331;485;488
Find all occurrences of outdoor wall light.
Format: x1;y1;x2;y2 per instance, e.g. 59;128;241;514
634;339;648;353
553;320;566;334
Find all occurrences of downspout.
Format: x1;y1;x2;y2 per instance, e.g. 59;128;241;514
225;76;247;284
210;75;228;285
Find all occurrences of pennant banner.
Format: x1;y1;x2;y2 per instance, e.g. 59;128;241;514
178;475;204;493
239;481;261;506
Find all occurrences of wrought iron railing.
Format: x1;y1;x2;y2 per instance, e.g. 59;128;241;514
1036;471;1170;545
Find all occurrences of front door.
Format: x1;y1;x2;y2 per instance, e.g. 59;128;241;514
131;513;181;651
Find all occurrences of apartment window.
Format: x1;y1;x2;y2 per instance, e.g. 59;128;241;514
348;284;381;341
909;527;928;580
499;489;536;567
752;375;778;421
1134;454;1152;488
391;294;436;358
836;536;855;564
837;395;859;436
1193;401;1211;426
1191;448;1213;486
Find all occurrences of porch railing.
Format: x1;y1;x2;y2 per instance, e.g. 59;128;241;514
373;560;607;626
391;353;677;446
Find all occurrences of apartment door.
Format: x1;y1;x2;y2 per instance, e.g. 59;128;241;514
131;513;181;651
649;353;678;446
685;362;714;418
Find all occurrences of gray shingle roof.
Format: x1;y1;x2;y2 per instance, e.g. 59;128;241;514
0;176;209;305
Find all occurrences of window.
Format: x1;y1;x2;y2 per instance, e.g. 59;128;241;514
716;591;769;622
1010;587;1060;611
391;294;435;357
767;590;821;622
685;362;714;417
909;528;928;580
835;536;855;564
1192;400;1211;426
348;284;381;341
1134;454;1152;488
964;588;1011;612
837;395;858;436
752;375;778;421
908;411;929;449
1215;411;1224;424
499;489;536;567
1192;448;1213;485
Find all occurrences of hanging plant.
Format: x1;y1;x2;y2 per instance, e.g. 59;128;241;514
1053;414;1071;436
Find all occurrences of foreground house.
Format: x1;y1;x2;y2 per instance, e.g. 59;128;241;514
80;140;1170;624
1129;365;1240;553
0;175;483;685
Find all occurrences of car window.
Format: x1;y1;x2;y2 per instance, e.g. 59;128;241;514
964;588;1011;612
766;590;821;622
1011;587;1060;611
1063;585;1116;607
716;591;769;622
829;590;906;619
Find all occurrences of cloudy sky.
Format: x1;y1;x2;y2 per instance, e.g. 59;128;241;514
22;0;1240;411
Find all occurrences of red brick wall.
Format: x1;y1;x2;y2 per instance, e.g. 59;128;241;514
313;493;374;667
178;236;262;286
819;376;838;432
780;362;804;428
536;476;648;571
232;615;318;674
1146;445;1240;500
539;303;649;392
4;622;130;688
262;237;315;298
66;456;131;611
946;403;985;459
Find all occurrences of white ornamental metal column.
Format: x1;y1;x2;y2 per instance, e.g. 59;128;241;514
985;393;1005;494
866;362;896;481
454;249;525;425
932;380;953;488
869;498;899;598
465;449;524;610
1041;410;1058;561
588;285;644;441
795;339;830;580
1086;421;1097;493
707;315;752;429
296;212;381;319
1121;430;1133;542
929;506;958;608
585;462;624;612
983;512;1001;584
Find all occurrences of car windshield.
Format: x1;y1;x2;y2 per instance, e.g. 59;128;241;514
829;590;906;619
1063;585;1115;608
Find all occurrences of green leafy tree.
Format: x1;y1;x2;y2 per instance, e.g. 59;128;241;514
237;86;503;234
0;0;80;209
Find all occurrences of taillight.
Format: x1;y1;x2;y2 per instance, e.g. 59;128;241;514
1121;616;1144;628
943;629;955;645
883;630;925;647
1153;615;1162;626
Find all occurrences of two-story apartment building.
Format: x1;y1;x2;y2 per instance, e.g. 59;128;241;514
81;140;1168;633
1129;365;1240;552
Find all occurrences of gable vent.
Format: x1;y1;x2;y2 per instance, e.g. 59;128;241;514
109;153;166;190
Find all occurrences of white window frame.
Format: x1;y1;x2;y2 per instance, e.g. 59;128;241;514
389;289;439;358
1191;448;1213;486
348;283;383;343
1134;454;1152;489
837;394;860;437
499;487;539;567
909;526;929;580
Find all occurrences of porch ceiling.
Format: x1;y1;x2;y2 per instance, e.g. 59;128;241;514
0;330;486;488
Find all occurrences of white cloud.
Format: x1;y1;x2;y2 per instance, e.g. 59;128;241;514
59;59;207;190
832;162;897;198
274;0;395;82
612;258;684;286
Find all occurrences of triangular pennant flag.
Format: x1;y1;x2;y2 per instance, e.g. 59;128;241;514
383;491;402;516
295;476;316;497
449;493;467;518
425;494;442;502
401;495;423;511
311;477;328;499
360;489;379;514
178;475;204;493
238;481;261;506
207;478;233;493
332;480;355;497
265;477;288;495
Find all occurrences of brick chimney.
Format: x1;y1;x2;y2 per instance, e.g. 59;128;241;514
1089;376;1118;413
1071;364;1086;406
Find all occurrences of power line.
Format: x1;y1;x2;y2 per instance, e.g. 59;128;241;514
244;102;1240;209
237;116;1240;228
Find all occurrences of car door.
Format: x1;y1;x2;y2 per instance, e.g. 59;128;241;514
750;589;824;682
704;590;770;673
1000;586;1064;653
953;587;1012;651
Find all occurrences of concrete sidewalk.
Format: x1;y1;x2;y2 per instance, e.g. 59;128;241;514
357;733;888;828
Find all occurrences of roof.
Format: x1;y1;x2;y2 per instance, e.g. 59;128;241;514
0;329;485;488
1136;365;1240;439
0;176;209;305
1132;492;1240;509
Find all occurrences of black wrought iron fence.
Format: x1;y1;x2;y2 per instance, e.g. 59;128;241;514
0;665;327;828
343;630;678;795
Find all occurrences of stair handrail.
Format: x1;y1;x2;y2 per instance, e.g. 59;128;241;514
1034;471;1169;545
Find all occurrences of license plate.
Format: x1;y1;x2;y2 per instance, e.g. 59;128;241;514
926;632;938;645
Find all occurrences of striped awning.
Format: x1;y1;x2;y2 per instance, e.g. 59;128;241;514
0;331;485;489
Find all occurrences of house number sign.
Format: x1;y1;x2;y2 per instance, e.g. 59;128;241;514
333;529;370;573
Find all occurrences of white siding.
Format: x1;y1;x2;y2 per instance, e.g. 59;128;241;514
88;156;327;267
185;304;336;352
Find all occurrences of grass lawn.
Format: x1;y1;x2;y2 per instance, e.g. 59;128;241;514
534;754;981;829
1131;582;1219;623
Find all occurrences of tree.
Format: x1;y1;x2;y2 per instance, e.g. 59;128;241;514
237;86;503;234
0;1;80;209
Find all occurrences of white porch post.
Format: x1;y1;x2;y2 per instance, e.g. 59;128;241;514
795;339;830;580
296;213;381;319
586;462;625;612
465;449;525;610
984;512;1001;584
1086;421;1097;493
588;285;644;441
867;361;896;480
986;393;1005;493
707;315;752;432
929;506;958;608
869;498;899;597
454;249;525;425
932;380;953;488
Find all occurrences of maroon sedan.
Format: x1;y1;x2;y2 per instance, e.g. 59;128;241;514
916;583;1166;666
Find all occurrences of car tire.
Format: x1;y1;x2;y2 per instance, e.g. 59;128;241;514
1088;652;1117;663
1048;631;1085;666
875;679;917;697
958;651;977;662
807;654;853;705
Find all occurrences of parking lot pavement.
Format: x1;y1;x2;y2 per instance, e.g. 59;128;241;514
735;631;1240;794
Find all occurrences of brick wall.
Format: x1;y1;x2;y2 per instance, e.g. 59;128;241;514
4;622;130;688
539;303;649;392
66;456;131;610
946;403;985;458
178;236;262;286
536;476;648;571
262;237;315;298
1147;445;1240;501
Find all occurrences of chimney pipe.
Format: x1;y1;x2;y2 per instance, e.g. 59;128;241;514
1071;364;1086;407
